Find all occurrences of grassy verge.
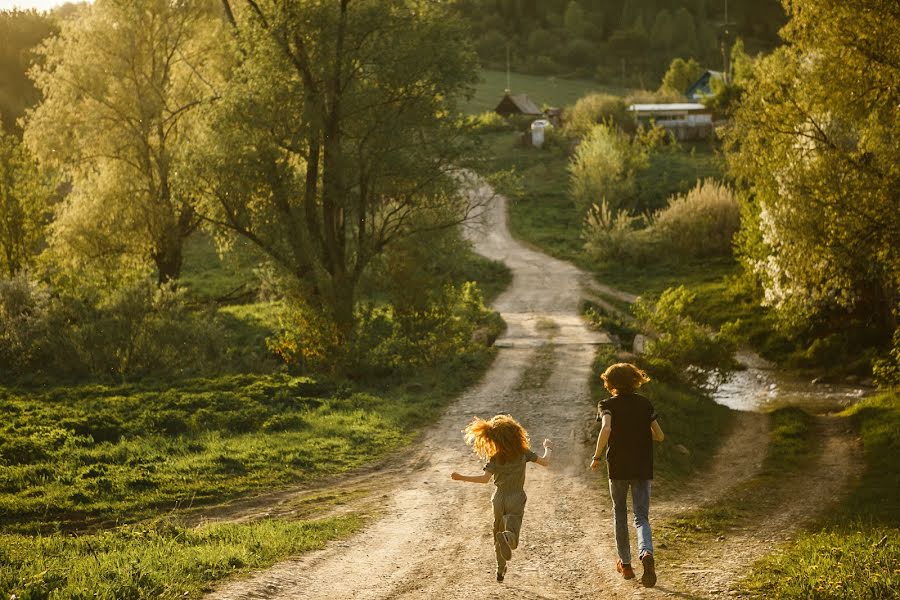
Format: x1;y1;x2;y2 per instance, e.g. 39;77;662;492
738;391;900;598
659;406;815;545
0;514;363;599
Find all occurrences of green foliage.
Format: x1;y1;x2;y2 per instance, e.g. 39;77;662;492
453;0;784;83
467;111;512;134
568;124;649;215
563;93;634;139
198;0;479;343
727;0;900;343
651;179;741;259
873;327;900;389
270;282;501;377
634;286;739;390
0;516;362;599
659;57;703;95
0;277;227;381
0;128;50;276
581;199;650;265
24;0;225;284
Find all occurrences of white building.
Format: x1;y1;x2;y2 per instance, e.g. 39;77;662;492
628;103;713;140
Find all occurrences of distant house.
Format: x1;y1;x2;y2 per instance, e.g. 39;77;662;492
686;70;725;101
628;103;713;140
494;92;542;117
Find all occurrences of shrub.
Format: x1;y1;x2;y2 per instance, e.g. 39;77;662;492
468;111;510;134
634;286;739;390
0;277;227;381
564;93;634;138
568;124;648;215
582;199;654;266
651;179;741;259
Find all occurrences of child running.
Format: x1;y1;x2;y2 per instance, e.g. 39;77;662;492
451;414;552;582
590;363;665;587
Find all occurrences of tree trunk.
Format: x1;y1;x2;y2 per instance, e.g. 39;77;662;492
153;236;183;284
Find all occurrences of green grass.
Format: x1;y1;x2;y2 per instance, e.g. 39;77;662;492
465;69;627;115
0;352;495;534
1;514;363;599
739;392;900;598
181;233;267;304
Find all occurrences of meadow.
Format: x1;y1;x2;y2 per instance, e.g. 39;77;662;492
464;69;627;115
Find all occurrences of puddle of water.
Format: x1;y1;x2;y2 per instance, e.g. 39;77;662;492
711;351;872;413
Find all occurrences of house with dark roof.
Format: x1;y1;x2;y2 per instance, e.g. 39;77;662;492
686;70;725;101
494;92;542;117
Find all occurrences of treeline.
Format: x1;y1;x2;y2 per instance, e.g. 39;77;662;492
452;0;784;83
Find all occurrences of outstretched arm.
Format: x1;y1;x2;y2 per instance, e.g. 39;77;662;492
450;471;492;483
534;439;553;467
590;413;612;471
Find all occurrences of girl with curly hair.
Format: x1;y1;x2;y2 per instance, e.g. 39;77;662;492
451;414;552;582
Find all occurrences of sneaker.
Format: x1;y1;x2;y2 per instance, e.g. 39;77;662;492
616;559;635;580
496;564;507;582
495;531;512;561
640;553;657;587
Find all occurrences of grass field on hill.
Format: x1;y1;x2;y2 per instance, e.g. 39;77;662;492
464;69;627;114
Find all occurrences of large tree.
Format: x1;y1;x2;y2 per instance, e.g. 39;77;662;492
728;0;900;335
24;0;223;284
198;0;480;338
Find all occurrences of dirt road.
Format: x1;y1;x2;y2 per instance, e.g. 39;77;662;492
207;180;859;599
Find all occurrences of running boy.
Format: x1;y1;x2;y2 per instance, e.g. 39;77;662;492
451;415;552;582
590;363;665;587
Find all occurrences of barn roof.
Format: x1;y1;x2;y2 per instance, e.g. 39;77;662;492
495;93;542;116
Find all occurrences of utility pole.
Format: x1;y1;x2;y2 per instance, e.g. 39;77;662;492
505;44;511;94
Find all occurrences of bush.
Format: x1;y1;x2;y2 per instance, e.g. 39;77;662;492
873;326;900;388
581;199;654;266
269;282;501;377
634;286;739;390
0;276;227;381
568;124;648;215
564;93;634;138
650;179;741;259
468;111;511;134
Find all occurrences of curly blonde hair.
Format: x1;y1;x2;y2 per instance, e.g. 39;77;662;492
601;362;650;396
463;414;530;464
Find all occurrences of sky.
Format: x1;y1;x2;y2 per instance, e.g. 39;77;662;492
1;0;87;10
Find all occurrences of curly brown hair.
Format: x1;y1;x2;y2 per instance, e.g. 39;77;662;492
601;362;651;396
463;414;530;464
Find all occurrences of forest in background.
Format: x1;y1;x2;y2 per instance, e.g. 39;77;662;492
452;0;785;84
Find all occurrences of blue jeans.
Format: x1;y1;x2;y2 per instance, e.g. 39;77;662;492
608;479;653;564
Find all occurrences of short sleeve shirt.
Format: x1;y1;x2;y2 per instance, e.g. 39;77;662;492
597;393;658;480
484;449;538;494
